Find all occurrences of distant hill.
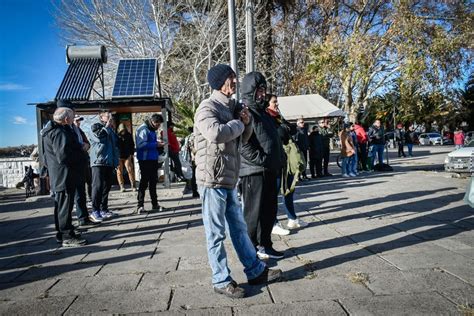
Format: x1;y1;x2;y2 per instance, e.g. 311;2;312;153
0;145;36;158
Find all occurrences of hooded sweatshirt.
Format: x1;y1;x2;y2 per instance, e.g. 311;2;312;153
240;72;285;176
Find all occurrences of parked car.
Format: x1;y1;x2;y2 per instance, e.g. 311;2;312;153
444;140;474;174
442;136;454;145
418;133;443;145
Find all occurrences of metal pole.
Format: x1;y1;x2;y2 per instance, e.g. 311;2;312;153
245;0;255;73
162;102;170;189
228;0;240;100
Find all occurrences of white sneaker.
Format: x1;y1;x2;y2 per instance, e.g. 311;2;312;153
342;174;350;178
271;223;290;236
256;246;270;260
287;218;308;229
136;206;145;214
349;173;357;177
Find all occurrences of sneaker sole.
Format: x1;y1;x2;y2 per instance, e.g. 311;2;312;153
266;254;284;259
213;287;245;299
257;253;270;260
89;217;103;223
62;241;87;247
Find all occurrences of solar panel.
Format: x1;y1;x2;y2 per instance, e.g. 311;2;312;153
112;59;157;98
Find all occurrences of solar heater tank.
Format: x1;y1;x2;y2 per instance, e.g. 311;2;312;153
66;45;107;64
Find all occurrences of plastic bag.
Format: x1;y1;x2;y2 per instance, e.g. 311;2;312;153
463;176;474;208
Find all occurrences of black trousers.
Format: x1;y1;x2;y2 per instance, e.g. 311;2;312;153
241;170;278;248
137;160;158;207
322;148;330;174
74;169;88;220
91;166;114;211
398;142;406;157
54;190;75;239
309;157;323;177
191;163;198;195
301;150;308;178
169;151;184;179
358;143;368;170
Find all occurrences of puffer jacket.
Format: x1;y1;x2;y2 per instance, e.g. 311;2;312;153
41;121;87;192
240;72;285;176
136;120;159;161
89;122;119;168
368;125;385;145
194;90;253;189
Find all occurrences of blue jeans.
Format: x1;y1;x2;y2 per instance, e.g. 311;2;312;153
370;144;385;168
199;186;266;288
407;143;414;156
350;152;358;174
341;157;351;175
276;174;297;220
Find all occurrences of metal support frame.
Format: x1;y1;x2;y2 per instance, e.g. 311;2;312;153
91;63;105;100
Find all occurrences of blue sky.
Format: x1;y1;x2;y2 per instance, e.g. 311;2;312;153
0;0;66;147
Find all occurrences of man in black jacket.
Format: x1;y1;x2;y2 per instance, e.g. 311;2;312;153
240;72;286;260
41;107;87;247
294;118;309;180
317;119;334;176
308;126;323;178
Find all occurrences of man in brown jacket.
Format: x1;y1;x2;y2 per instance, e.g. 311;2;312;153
194;64;282;299
339;122;356;177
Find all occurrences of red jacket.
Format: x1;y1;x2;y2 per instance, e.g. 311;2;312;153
353;124;368;144
454;131;465;145
161;128;180;154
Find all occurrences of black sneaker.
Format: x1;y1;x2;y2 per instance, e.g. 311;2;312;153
78;217;97;227
263;247;284;259
152;204;163;212
213;280;245;298
62;237;87;247
248;267;282;285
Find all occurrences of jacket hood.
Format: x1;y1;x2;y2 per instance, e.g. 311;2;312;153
241;72;267;111
40;120;57;137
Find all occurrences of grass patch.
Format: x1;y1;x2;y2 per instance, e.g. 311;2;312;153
347;272;370;285
457;303;474;316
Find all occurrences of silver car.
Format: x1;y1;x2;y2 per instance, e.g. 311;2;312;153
444;140;474;174
418;133;442;146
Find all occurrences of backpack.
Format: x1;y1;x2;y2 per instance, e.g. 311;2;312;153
281;139;306;195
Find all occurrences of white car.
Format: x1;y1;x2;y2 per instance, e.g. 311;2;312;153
418;133;442;146
444;140;474;174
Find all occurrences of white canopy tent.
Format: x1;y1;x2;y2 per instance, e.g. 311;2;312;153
278;94;345;121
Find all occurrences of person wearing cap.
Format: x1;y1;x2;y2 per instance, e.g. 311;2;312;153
135;113;164;213
116;123;136;192
340;122;356;177
89;110;120;222
194;64;281;298
41;107;87;247
239;71;286;260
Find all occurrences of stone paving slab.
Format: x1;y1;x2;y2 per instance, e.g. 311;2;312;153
0;296;76;315
233;300;347;315
65;289;171;315
340;292;459;315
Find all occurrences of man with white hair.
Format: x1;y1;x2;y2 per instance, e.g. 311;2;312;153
41;106;87;247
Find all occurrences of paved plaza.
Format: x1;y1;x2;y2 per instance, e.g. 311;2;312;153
0;146;473;315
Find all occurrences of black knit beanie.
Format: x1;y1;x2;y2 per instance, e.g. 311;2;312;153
207;64;236;90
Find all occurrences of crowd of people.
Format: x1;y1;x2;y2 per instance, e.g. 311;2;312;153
40;100;189;247
41;63;453;298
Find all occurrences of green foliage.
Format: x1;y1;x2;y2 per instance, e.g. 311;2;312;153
173;100;196;138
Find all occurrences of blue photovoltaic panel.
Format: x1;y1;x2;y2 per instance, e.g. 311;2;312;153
112;59;156;98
